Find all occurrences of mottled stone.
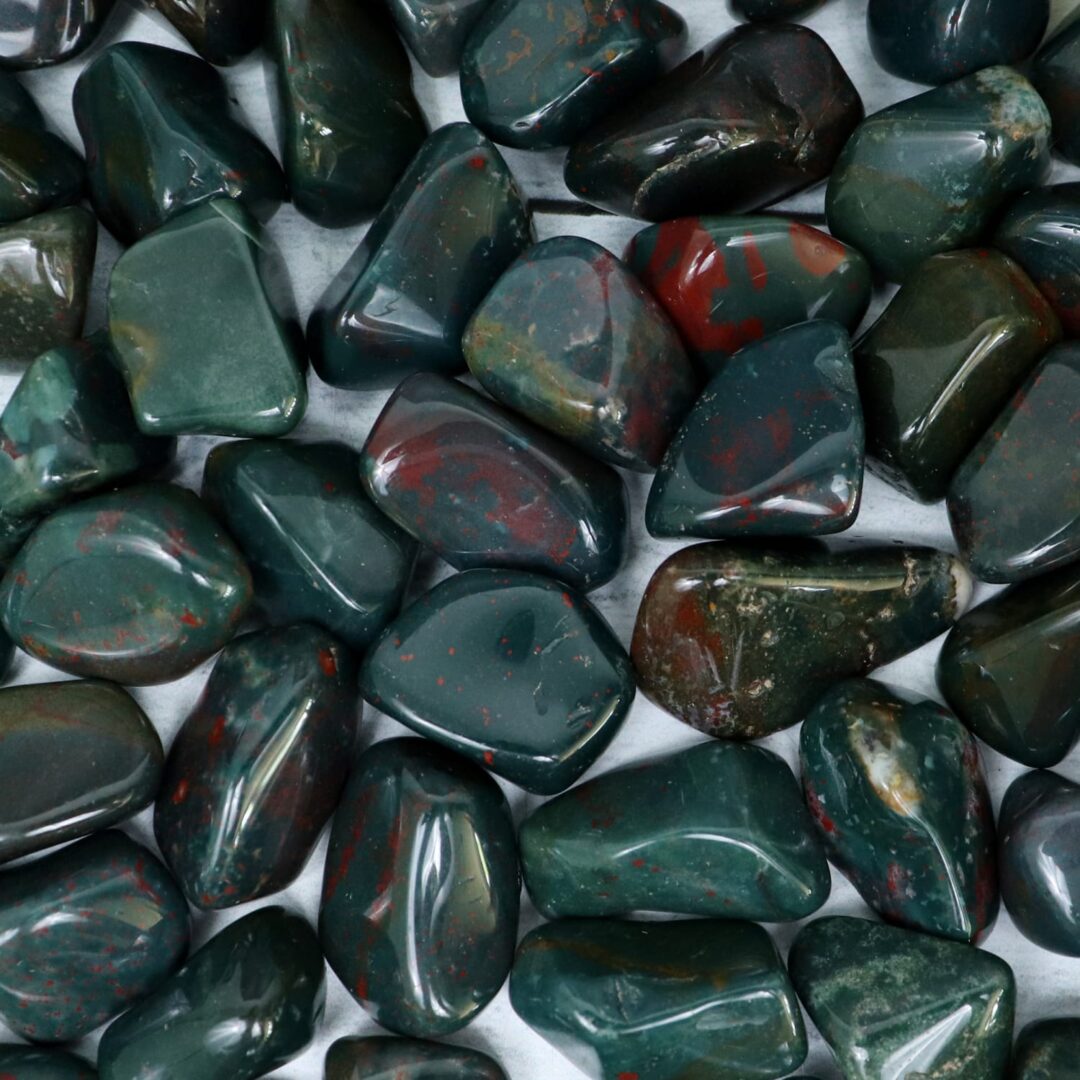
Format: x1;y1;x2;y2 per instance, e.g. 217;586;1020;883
732;0;825;19
0;1046;96;1078
1031;11;1080;166
389;0;492;76
148;0;265;65
0;0;120;69
1013;1018;1080;1079
325;1036;508;1080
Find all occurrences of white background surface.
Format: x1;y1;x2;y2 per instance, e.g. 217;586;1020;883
9;0;1080;1075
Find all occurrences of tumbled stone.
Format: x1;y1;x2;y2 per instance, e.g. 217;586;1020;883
463;235;696;470
390;0;492;76
0;1047;96;1078
148;0;265;65
0;0;120;68
1013;1018;1080;1079
361;373;627;591
732;0;825;19
1032;11;1080;165
632;542;969;740
360;569;634;793
511;919;807;1080
326;1036;508;1080
309;123;530;390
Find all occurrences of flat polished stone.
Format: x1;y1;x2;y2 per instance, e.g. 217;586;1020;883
325;1036;508;1080
388;0;491;76
732;0;825;19
148;0;265;64
0;1047;96;1078
0;0;120;69
1032;11;1080;165
1013;1018;1080;1079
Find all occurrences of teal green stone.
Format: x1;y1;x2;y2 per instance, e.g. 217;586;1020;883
1013;1018;1080;1078
827;67;1052;282
320;737;519;1037
800;678;998;944
647;320;864;538
463;235;696;471
1032;11;1080;166
0;483;253;685
388;0;491;76
0;1047;95;1078
0;830;189;1043
360;569;635;793
97;906;325;1080
74;42;286;245
108;200;307;437
0;0;120;69
520;739;830;920
309;123;531;390
203;439;419;652
856;249;1061;502
789;916;1014;1080
325;1036;507;1079
511;918;808;1080
148;0;265;65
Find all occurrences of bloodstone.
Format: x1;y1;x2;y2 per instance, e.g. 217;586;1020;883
732;0;826;19
360;569;634;793
0;1047;96;1078
388;0;490;75
148;0;265;65
325;1036;508;1080
1031;11;1080;165
1013;1018;1080;1079
0;0;120;68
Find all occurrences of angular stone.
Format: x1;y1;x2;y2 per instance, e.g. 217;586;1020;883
646;321;864;538
460;0;684;148
789;916;1014;1080
97;906;324;1080
361;373;628;591
1013;1018;1080;1079
389;0;492;76
0;483;253;685
0;1047;95;1078
464;235;697;471
827;68;1052;282
856;249;1061;502
520;739;829;920
0;0;120;69
360;569;634;793
511;919;808;1080
1032;12;1080;166
108;200;307;437
800;678;997;944
203;440;419;652
320;738;519;1037
148;0;265;65
732;0;825;17
309;123;530;390
564;23;861;220
325;1036;508;1080
74;42;286;245
632;542;969;740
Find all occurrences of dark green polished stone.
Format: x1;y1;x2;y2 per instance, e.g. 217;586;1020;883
148;0;266;65
732;0;825;20
109;200;307;437
203;439;419;652
155;625;359;910
360;569;634;793
460;0;684;149
800;678;997;944
0;830;188;1043
0;1046;95;1078
856;249;1061;503
0;0;119;69
0;483;253;685
511;918;807;1080
827;67;1052;282
463;235;697;471
1013;1018;1080;1079
389;0;491;76
948;342;1080;582
564;23;861;220
1032;11;1080;166
97;906;324;1080
646;320;864;538
361;373;627;592
632;542;969;740
520;739;830;920
789;916;1015;1080
269;0;427;227
320;737;519;1037
308;123;530;390
74;42;286;245
325;1036;508;1080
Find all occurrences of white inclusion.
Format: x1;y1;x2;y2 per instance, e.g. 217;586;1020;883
879;1004;974;1080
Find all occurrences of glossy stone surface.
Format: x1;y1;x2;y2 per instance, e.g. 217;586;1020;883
511;918;807;1080
156;625;359;910
801;678;997;944
1013;1018;1080;1079
564;23;860;221
827;67;1052;282
0;0;119;68
360;569;634;793
149;0;265;65
463;235;697;471
632;542;969;740
0;1046;96;1078
625;215;871;372
0;680;163;864
325;1036;508;1080
732;0;824;19
856;249;1061;503
320;738;519;1037
361;373;627;592
460;0;684;149
203;440;419;652
269;0;427;227
109;200;307;437
0;831;188;1043
948;343;1080;582
1033;13;1080;166
0;483;253;685
646;320;864;538
74;42;286;245
308;123;530;390
520;739;829;920
389;0;491;76
97;906;324;1080
789;916;1014;1080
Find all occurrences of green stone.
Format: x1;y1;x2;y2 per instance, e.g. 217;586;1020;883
789;916;1014;1080
1013;1018;1080;1079
325;1036;508;1079
148;0;265;65
108;199;307;437
856;249;1061;502
0;1047;95;1079
1032;11;1080;166
519;739;830;920
510;918;808;1080
0;0;121;69
388;0;492;76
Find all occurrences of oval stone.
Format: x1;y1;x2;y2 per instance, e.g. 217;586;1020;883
325;1036;508;1080
0;1047;95;1078
1013;1018;1080;1079
1032;12;1080;166
0;0;119;69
